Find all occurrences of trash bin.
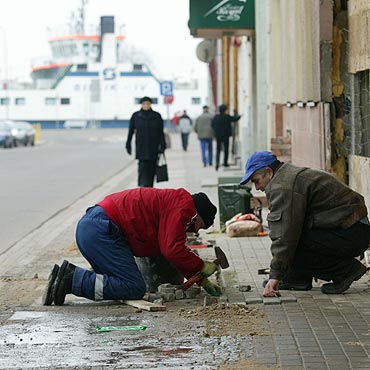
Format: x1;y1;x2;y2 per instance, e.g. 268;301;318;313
218;183;254;227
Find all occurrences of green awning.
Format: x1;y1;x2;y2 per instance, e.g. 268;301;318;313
189;0;255;38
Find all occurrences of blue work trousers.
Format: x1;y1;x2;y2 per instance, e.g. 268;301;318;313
73;206;146;301
199;138;213;166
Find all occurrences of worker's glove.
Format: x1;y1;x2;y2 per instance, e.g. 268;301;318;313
200;260;218;278
201;278;221;297
126;144;132;155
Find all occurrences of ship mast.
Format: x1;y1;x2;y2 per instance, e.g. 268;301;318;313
69;0;89;35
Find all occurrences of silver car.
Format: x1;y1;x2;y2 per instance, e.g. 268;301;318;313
3;120;36;146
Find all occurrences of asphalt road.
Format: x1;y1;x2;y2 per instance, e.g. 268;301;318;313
0;128;133;255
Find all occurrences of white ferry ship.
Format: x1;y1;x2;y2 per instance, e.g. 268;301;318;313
0;4;207;129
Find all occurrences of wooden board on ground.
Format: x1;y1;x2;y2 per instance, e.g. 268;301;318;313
122;299;166;311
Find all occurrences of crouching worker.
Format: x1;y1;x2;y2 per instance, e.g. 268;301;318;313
240;151;370;297
43;188;220;306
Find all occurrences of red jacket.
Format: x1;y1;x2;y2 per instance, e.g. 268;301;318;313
97;188;204;279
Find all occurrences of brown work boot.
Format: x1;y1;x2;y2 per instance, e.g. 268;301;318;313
321;261;367;294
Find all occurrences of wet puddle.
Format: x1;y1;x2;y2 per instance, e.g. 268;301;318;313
0;309;252;369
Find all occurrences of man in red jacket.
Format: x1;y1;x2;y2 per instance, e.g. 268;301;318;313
43;188;219;306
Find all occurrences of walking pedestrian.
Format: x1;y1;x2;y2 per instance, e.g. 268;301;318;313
178;110;193;151
240;151;370;297
211;104;240;170
43;188;221;306
194;105;214;167
125;96;166;187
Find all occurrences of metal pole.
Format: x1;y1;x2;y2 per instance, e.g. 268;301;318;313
166;102;170;131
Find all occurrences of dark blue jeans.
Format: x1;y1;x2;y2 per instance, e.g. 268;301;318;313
200;138;213;165
73;206;146;301
181;133;190;151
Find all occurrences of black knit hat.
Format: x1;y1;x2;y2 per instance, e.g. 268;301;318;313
191;192;217;229
140;96;152;104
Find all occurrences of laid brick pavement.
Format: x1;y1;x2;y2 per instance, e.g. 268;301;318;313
167;131;370;369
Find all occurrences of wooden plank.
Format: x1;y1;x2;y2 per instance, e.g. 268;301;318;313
122;299;166;312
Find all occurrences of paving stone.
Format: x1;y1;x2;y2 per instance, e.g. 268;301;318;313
203;295;218;306
263;297;281;305
280;295;297;303
175;289;184;300
245;297;263;305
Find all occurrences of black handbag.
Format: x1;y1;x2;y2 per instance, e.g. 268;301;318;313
156;153;169;182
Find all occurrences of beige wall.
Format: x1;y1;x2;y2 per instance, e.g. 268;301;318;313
270;0;321;104
348;0;370;73
349;155;370;212
282;103;325;169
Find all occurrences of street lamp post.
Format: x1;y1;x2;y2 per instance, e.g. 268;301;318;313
0;26;9;119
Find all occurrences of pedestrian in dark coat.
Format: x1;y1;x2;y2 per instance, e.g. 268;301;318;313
211;104;240;170
42;188;221;306
125;96;166;187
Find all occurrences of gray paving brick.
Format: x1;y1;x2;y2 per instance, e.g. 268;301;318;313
245;297;263;304
190;159;370;369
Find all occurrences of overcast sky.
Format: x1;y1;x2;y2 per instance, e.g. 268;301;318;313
0;0;206;80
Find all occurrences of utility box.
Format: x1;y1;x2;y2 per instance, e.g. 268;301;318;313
217;176;256;228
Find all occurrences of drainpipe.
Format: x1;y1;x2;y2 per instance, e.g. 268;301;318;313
232;36;239;160
222;36;230;106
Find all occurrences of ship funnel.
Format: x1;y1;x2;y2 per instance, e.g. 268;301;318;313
101;16;114;34
99;16;116;64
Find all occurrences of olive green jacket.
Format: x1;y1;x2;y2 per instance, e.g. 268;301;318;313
265;163;368;280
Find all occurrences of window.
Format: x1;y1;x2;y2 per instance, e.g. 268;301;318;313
15;98;26;105
77;64;87;71
45;98;56;105
191;97;201;105
0;98;10;105
133;64;143;71
61;98;70;105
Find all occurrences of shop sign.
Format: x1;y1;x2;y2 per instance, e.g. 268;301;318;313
189;0;255;30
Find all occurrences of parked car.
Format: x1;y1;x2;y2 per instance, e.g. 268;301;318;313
13;121;36;146
2;120;36;146
0;121;13;148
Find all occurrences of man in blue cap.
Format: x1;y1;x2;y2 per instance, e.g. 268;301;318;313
240;151;370;297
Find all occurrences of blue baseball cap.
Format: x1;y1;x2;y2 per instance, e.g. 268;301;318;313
240;151;277;185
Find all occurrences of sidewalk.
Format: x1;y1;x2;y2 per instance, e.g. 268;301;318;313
1;131;370;369
164;132;370;370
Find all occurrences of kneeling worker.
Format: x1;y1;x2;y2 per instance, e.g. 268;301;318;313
43;188;220;305
240;151;370;297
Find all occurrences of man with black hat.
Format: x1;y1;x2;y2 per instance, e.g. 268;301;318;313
194;105;214;167
240;151;370;298
43;188;221;306
126;96;166;187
